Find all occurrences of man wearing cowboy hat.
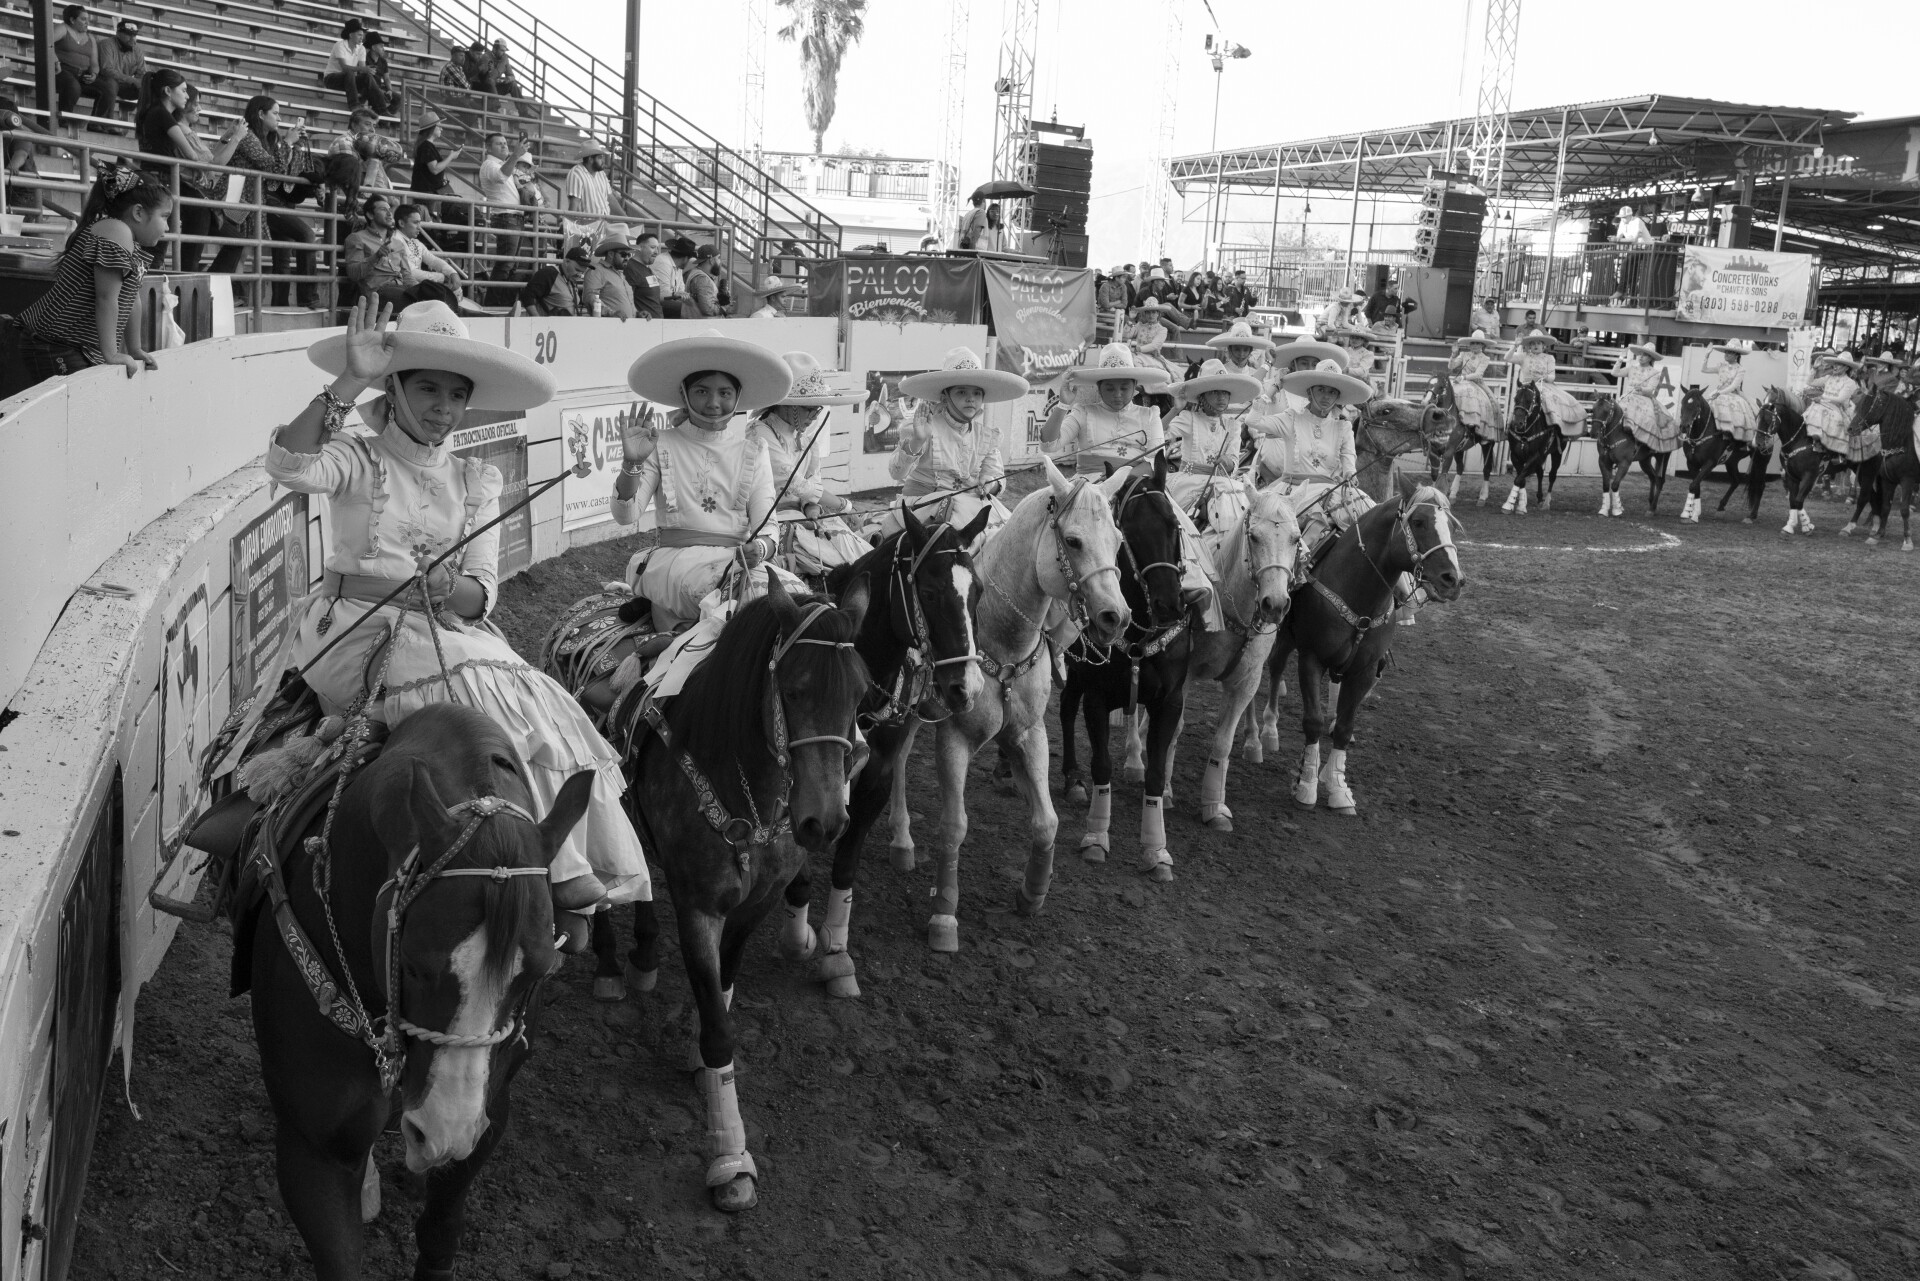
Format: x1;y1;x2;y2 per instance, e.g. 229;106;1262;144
1041;343;1171;474
747;352;871;570
563;138;613;251
582;233;638;318
748;275;798;319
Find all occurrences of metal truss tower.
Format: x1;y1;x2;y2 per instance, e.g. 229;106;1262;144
743;0;767;158
1463;0;1522;197
931;0;970;245
1139;0;1184;260
990;0;1038;232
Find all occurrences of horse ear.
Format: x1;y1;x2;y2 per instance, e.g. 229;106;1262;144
837;572;870;633
764;566;801;628
1151;448;1168;488
538;770;596;865
1396;470;1420;505
1101;460;1115;479
901;503;927;547
401;760;455;853
1041;453;1073;500
958;503;992;543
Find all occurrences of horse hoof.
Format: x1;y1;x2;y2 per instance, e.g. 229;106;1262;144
591;975;627;1003
889;841;916;872
1742;517;1754;525
1242;742;1263;765
1329;804;1358;817
1865;536;1879;547
1203;813;1233;832
710;1174;759;1214
1122;763;1146;785
1292;793;1317;810
1902;540;1914;552
624;962;659;993
1140;859;1175;883
927;915;960;953
1013;886;1047;918
1065;782;1088;805
1078;833;1109;863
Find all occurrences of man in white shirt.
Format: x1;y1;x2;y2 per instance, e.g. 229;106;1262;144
322;18;377;112
1612;204;1656;306
477;130;531;295
562;139;613;251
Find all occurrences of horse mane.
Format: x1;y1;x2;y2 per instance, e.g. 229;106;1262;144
672;591;865;775
827;530;900;598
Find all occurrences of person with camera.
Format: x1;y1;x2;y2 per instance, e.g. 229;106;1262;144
135;69;246;274
229;96;319;307
344;194;464;313
478;131;532;298
409;108;467;254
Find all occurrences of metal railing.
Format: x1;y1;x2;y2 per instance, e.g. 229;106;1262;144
1500;243;1685;311
372;0;841;278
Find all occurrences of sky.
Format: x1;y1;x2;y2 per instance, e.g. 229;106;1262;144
546;0;1914;265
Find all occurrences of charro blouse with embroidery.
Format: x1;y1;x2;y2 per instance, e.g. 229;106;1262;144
610;414;775;536
888;404;1004;495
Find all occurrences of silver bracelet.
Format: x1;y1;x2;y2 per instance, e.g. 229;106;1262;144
316;386;351;434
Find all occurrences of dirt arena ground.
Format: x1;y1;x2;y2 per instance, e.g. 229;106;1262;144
75;473;1920;1280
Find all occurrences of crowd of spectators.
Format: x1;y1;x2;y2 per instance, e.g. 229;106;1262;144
1094;259;1261;330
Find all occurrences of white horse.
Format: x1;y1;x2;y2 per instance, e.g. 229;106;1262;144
885;459;1131;951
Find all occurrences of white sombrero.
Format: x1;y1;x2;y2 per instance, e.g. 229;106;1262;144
1063;342;1173;391
1517;327;1555;348
771;351;865;407
627;329;793;411
1279;358;1372;406
308;301;555;412
1708;339;1753;356
898;346;1030;403
1272;338;1346;369
1624;341;1661;361
1814;350;1859;370
1861;350;1906;370
1177;358;1261;403
752;274;800;297
1206;321;1274;353
1453;329;1506;351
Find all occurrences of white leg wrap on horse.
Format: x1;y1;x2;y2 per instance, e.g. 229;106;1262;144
702;1064;758;1188
1199;755;1230;818
1294;742;1321;807
779;899;817;960
1138;796;1172;874
1079;783;1112;860
1598;493;1610;515
822;886;853;955
1320;747;1356;812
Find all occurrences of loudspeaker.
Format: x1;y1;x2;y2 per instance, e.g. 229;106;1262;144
1414;181;1485;274
1031;138;1093;236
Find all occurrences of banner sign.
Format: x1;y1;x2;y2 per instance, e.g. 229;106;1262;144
560;399;656;531
807;257;984;325
450;413;531;576
228;491;308;705
160;575;211;846
981;262;1097;391
1675;247;1815;328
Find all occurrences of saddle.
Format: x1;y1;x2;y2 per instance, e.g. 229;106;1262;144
540;586;677;720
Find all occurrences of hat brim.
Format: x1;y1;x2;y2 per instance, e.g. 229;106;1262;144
1624;344;1660;360
1272;340;1347;369
1707;344;1750;356
1065;364;1173;391
627;334;794;412
775;390;868;408
308;331;556;412
753;283;800;297
898;366;1031;403
1279;369;1373;405
1206;331;1274;352
1178;373;1262;402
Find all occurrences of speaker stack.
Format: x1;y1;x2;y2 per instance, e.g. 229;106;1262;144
1414;178;1486;274
1030;123;1092;269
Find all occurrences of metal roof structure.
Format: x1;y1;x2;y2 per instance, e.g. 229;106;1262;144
1168;95;1852;200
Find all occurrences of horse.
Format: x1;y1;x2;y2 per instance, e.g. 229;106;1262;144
600;572;871;1211
1059;454;1192;881
1588;395;1672;516
1760;387;1849;535
1848;386;1920;550
883;457;1130;952
1499;382;1566;515
776;505;989;998
242;703;596;1281
1352;393;1434;501
1252;477;1464;813
1676;387;1765;523
1418;374;1494;502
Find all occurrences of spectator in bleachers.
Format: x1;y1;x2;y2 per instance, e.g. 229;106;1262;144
514;152;548;247
583;235;637;318
685;243;726;317
748;276;797;318
477;131;531;294
661;236;697;318
329;109;401;192
409;107;467;252
344;194;462;311
562;140;611;251
52;5;96;125
231;96;318;308
323;19;385;114
463;41;494;94
439;51;469;90
486;40;525;101
0;60;67;217
363;32;396;114
136;70;245;274
624;232;666;319
91;19;147;125
516;243;591;317
0;164;167;396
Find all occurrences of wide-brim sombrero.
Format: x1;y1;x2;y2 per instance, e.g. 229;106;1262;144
1708;341;1752;356
308;301;555;412
1815;350;1860;371
1206;326;1274;353
773;351;867;407
1271;339;1346;370
898;358;1029;403
1279;365;1373;406
1177;368;1262;402
627;330;793;411
1064;348;1174;391
1623;342;1660;361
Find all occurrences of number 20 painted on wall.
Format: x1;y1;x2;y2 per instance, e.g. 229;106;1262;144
533;331;560;364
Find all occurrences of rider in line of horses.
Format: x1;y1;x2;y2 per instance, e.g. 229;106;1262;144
1614;341;1682;453
744;350;871;573
1704;339;1763;445
610;331;802;631
883;345;1023;540
1446;330;1504;438
1800;350;1863;459
1259;337;1349;417
260;297;650;905
1856;351;1909;458
1205;320;1272;395
1337;327;1379;392
1123;297;1182;376
1513;328;1589;436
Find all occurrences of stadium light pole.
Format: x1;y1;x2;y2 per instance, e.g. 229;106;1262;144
1205;38;1251;269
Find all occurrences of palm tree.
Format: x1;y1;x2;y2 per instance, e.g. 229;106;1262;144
774;0;868;154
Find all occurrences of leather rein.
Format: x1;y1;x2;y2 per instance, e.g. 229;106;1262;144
863;523;972;728
1307;498;1454;675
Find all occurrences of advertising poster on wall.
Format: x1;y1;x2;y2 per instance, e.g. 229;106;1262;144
159;575;211;847
449;413;530;575
560;399;656;531
862;370;924;453
228;491;308;706
806;257;983;324
1674;247;1816;328
980;262;1096;391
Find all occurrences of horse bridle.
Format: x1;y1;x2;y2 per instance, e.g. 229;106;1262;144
639;602;863;851
879;523;975;723
1113;475;1185;630
1307;497;1455;672
1046;476;1125;634
1761;395;1822;467
1217;494;1294;638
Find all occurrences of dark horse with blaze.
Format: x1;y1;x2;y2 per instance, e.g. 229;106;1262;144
1498;382;1565;514
1676;386;1767;523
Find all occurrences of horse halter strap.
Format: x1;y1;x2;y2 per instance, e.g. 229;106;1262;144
1114;476;1184;628
1048;477;1123;630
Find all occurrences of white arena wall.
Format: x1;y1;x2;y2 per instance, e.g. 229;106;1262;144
0;314;956;1281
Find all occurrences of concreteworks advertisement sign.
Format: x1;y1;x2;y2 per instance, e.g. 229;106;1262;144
1674;247;1816;328
981;262;1096;391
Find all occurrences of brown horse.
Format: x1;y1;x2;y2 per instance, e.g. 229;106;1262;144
1253;477;1464;814
1588;395;1672;516
1499;382;1565;514
1848;385;1920;550
1352;394;1431;501
1417;374;1495;502
1676;387;1766;523
242;704;595;1281
1760;387;1849;535
602;573;870;1212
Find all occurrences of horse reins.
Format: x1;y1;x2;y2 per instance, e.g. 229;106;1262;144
1108;474;1188;715
864;524;972;728
1307;497;1454;675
